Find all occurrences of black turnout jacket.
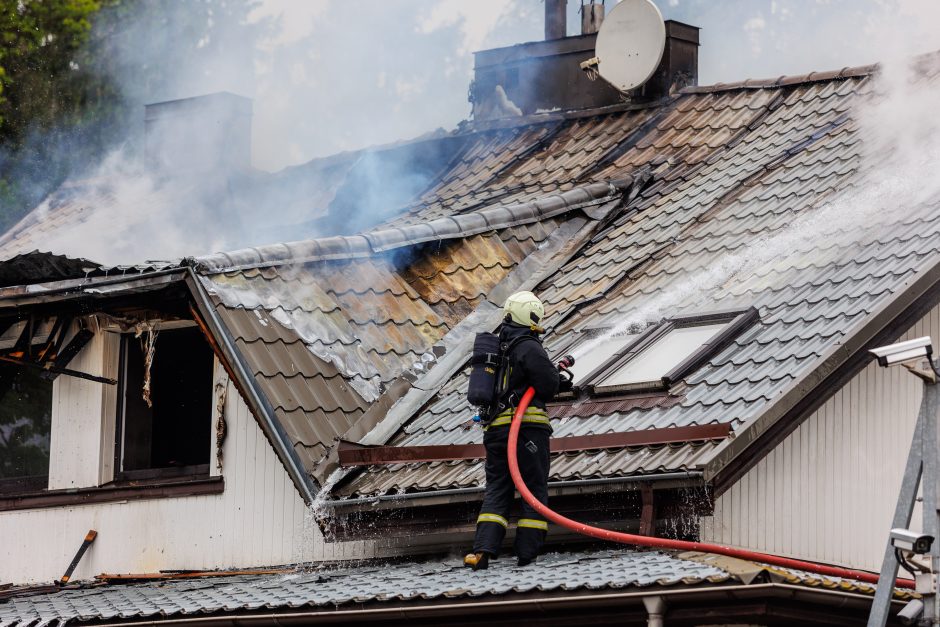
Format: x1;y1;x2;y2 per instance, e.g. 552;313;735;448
497;322;560;411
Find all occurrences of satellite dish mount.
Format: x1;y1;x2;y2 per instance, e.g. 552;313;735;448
580;0;667;93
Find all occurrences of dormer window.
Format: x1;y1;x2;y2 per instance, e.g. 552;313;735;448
570;308;758;395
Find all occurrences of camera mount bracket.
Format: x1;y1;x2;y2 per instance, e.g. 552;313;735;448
870;364;940;626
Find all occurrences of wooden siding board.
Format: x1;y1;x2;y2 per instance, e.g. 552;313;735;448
98;331;119;484
49;327;110;490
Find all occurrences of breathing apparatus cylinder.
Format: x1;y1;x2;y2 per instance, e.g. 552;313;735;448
468;332;502;412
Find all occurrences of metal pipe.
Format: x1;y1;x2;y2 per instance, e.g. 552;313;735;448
580;0;604;35
545;0;566;40
0;353;116;384
185;269;318;504
508;387;917;590
323;471;703;508
643;595;666;627
90;583;895;626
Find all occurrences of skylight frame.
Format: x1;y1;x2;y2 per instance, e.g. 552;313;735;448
583;307;759;396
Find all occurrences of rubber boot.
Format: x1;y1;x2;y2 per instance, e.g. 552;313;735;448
463;552;490;570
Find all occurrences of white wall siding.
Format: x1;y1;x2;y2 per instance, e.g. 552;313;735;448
1;380;373;585
702;303;938;571
48;329;118;490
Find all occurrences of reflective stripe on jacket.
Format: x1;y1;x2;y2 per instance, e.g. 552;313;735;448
483;406;550;430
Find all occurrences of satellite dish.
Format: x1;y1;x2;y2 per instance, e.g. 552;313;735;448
588;0;666;92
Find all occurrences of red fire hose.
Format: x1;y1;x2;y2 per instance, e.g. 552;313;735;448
507;387;915;590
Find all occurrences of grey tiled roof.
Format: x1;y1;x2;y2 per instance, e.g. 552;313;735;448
196;221;564;470
0;550;731;625
338;62;940;497
1;547;913;625
5;56;939;503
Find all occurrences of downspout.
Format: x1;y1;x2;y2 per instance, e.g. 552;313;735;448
184;267;318;504
323;471;703;508
643;595;666;627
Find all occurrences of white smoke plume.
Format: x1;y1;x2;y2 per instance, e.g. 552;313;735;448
8;0;940;267
570;0;940;362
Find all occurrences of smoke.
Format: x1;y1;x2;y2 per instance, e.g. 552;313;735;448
0;1;548;266
7;1;940;267
570;0;940;363
664;0;940;85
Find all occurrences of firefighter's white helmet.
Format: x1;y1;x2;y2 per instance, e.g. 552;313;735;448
503;291;545;327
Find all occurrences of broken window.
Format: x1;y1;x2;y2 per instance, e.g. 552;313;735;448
0;364;53;493
584;308;759;394
116;326;214;479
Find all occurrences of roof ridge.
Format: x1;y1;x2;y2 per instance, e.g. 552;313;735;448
681;63;876;95
191;179;631;274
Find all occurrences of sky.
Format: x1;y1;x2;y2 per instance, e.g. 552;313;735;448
157;0;940;172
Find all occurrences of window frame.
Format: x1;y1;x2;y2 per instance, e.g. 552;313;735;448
0;329;57;496
582;307;759;396
113;323;215;483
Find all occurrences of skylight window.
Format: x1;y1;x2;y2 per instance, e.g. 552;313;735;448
566;332;636;382
596;323;726;388
578;308;759;395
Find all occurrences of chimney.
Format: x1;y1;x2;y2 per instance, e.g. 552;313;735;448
581;1;604;35
545;0;567;40
469;15;699;121
643;21;699;99
144;92;252;174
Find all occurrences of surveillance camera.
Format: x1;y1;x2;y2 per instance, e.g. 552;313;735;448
870;337;933;367
890;528;934;554
897;599;924;625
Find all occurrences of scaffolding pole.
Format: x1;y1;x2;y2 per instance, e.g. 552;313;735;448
869;368;940;626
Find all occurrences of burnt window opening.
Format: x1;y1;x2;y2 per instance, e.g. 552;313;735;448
116;326;213;480
0;363;53;494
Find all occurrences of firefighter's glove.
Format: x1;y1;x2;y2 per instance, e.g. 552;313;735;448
558;378;574;394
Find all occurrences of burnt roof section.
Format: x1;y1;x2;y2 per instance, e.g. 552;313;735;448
0;251;176;288
0;251;100;287
193;179;629;473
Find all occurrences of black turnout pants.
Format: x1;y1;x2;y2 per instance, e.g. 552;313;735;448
472;424;551;560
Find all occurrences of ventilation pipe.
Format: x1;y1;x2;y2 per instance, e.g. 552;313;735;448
508;387;916;590
581;0;604;35
545;0;567;40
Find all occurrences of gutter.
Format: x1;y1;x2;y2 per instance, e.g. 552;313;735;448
86;583;899;626
184;267;318;504
323;471;703;509
0;268;186;307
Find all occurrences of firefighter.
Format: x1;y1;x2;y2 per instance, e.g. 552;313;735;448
464;291;561;570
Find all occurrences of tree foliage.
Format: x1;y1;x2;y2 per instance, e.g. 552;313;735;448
0;0;265;230
0;365;52;480
0;0;105;143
